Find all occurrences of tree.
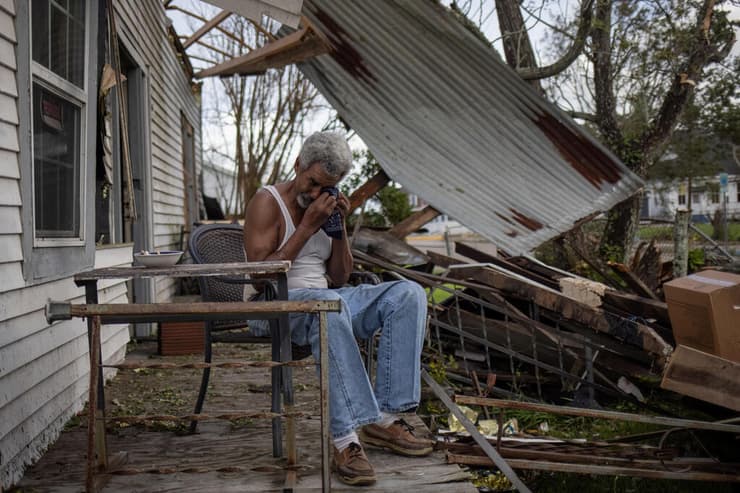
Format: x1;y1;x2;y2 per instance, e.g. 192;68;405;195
455;0;737;262
196;14;321;218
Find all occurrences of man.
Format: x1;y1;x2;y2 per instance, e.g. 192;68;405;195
243;132;433;486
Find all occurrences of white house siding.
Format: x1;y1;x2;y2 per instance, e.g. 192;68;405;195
0;244;132;488
0;0;201;487
644;177;740;220
114;0;202;303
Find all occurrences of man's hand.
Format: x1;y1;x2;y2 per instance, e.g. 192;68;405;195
336;192;350;218
300;191;337;233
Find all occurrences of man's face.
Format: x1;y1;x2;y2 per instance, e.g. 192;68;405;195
295;162;342;209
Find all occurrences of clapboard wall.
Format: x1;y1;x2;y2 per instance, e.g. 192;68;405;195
114;0;202;303
0;0;201;487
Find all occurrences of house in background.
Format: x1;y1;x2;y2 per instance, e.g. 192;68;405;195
0;0;201;487
641;146;740;221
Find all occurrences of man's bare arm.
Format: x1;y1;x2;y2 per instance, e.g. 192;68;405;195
244;190;313;263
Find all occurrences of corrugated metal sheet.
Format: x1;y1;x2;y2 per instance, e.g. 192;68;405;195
298;0;644;254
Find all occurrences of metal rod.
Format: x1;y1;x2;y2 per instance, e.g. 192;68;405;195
421;370;532;493
453;396;740;433
320;311;331;493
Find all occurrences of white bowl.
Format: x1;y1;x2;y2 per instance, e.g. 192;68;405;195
133;250;183;267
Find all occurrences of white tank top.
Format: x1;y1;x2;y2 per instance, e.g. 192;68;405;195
259;185;332;290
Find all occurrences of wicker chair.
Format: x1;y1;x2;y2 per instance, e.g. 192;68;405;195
187;223;311;442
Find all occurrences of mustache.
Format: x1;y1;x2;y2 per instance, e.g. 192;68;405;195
297;193;313;208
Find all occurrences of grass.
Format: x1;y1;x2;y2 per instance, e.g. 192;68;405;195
425;283;466;305
637;222;740;242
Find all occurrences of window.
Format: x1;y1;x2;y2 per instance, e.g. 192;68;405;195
710;187;720;204
31;0;87;243
18;0;98;283
678;194;686;205
736;183;740;203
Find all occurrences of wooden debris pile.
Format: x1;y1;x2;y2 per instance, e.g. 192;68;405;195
353;240;674;407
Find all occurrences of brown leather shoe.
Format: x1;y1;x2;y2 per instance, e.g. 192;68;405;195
332;442;377;486
360;418;435;456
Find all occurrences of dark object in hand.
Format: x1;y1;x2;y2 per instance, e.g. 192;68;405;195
320;187;343;239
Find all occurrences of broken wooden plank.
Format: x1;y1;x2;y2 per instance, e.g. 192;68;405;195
348;170;390;213
608;261;660;300
388;205;440;239
195;23;327;78
455;242;560;290
183;10;231;49
446;453;740;482
447;265;672;360
601;291;671;328
661;345;740;412
453;395;740;433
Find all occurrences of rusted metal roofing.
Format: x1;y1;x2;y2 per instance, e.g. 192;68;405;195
298;0;644;254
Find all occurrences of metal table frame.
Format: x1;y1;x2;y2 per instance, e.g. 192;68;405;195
48;262;335;492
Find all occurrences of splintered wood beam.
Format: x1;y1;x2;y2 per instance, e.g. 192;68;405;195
184;10;231;49
347;170;390;213
601;291;670;327
661;345;740;412
168;5;252;50
195;18;329;78
608;261;661;300
446;265;673;359
388;205;440;239
455;241;560;289
453;395;740;433
233;34;327;75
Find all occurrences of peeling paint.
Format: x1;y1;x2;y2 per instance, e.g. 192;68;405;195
496;212;515;225
533;112;622;189
312;7;377;84
509;209;544;231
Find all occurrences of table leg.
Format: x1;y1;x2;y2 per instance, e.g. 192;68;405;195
83;282;108;474
86;315;102;493
277;274;297;490
320;311;331;492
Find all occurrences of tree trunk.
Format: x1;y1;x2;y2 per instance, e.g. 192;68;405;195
495;0;543;94
600;193;642;263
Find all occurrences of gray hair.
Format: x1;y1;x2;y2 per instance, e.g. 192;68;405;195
297;132;352;178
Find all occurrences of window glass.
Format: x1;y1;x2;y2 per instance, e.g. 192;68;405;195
32;0;86;87
33;83;81;238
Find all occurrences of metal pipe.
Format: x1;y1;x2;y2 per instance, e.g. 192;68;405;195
421;370;532;493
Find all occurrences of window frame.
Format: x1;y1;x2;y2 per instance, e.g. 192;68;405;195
18;0;99;283
30;1;90;247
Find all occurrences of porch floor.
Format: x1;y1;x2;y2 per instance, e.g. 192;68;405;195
15;341;475;492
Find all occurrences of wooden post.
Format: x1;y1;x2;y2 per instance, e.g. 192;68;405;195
673;208;690;278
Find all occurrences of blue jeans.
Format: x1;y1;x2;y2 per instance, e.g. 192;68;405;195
255;280;427;438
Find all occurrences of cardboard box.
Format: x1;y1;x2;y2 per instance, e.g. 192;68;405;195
663;270;740;363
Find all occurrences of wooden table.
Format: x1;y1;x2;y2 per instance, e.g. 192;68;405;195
54;261;336;492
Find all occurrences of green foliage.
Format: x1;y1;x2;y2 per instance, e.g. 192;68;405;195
341;149;412;227
427;353;458;384
376;186;413;225
426;284;465;305
688;248;705;272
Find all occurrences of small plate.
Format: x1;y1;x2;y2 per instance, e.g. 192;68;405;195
133;250;183;267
